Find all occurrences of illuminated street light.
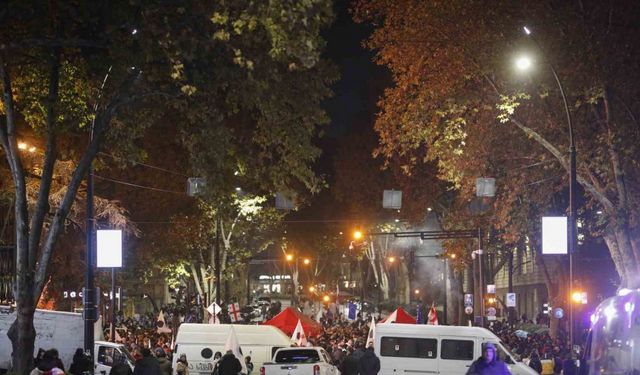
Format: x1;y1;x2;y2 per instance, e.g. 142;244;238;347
515;56;533;71
388;256;396;264
285;254;294;262
414;289;420;295
28;147;36;153
303;258;310;265
353;230;363;240
323;295;330;302
18;142;27;150
309;286;316;293
449;253;457;259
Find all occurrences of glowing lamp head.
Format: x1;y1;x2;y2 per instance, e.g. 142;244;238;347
523;26;531;35
449;253;457;259
515;56;533;71
488;297;496;304
323;295;330;302
388;256;396;264
303;258;311;265
414;289;420;295
353;230;363;240
18;142;27;150
309;286;316;293
286;254;294;262
571;291;583;303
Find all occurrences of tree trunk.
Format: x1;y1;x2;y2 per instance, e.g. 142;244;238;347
7;306;36;373
379;260;390;301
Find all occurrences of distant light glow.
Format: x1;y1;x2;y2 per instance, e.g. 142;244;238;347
323;295;330;302
523;26;531;35
394;219;400;223
353;230;363;240
625;302;634;313
18;142;27;150
303;258;310;265
388;256;396;263
131;29;138;35
590;314;598;324
414;289;420;295
285;254;293;262
28;146;36;153
618;288;633;296
604;305;617;321
516;56;533;71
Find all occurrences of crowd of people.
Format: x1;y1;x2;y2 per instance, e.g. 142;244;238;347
27;300;580;375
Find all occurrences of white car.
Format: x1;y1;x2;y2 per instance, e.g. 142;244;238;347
260;347;340;375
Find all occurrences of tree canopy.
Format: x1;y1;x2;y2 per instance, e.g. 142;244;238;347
355;0;640;288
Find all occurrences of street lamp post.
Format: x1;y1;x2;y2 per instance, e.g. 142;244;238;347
519;26;577;351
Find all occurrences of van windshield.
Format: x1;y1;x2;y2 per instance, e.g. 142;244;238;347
275;350;320;363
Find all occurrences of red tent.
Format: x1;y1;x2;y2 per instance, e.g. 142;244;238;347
263;307;323;337
381;307;416;324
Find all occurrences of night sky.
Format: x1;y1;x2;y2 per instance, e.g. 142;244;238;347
286;0;388;228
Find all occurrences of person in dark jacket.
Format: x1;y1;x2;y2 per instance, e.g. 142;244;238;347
154;347;172;375
528;350;543;374
466;342;512;375
69;348;93;374
133;348;161;375
110;362;134;375
341;341;366;375
358;347;380;375
217;350;242;375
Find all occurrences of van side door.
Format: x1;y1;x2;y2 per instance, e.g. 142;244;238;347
378;336;439;374
439;337;476;375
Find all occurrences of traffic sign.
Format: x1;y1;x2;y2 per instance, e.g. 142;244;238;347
553;307;564;319
464;293;473;307
506;293;516;307
465;306;473;315
487;307;496;316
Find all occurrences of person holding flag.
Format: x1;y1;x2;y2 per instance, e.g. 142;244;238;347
365;316;376;348
217;325;246;375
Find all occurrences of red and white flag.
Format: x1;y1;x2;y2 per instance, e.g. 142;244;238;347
427;303;439;325
228;302;241;322
224;325;247;373
156;311;172;333
366;316;376;348
291;319;308;346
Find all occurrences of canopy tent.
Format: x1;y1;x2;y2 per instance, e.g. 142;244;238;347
263;307;323;337
381;307;416;324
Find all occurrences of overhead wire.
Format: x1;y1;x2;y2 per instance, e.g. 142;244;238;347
93;174;186;195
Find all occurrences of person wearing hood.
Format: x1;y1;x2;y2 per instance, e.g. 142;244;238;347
154;347;172;375
358;346;380;375
216;350;242;375
133;348;161;375
466;342;512;375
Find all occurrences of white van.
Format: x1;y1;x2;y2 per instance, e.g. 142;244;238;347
0;306;133;374
374;324;537;375
172;323;293;375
